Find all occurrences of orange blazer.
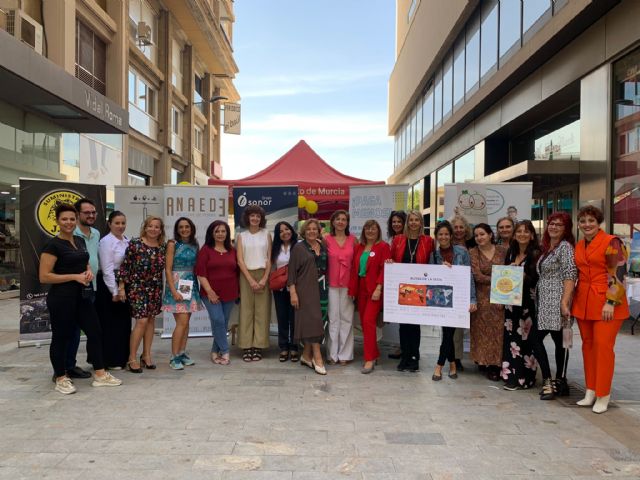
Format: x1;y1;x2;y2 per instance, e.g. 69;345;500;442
572;230;629;321
348;241;391;297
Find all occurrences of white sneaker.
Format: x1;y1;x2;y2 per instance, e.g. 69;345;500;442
55;376;76;395
92;372;123;387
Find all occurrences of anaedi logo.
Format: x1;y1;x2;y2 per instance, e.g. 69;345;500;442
37;190;82;236
237;192;272;208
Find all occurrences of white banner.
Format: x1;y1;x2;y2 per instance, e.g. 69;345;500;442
444;182;532;227
455;184;488;225
114;186;164;236
349;185;408;242
383;263;470;328
162;185;229;337
224;102;241;134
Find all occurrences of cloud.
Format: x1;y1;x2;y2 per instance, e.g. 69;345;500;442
240;68;388;98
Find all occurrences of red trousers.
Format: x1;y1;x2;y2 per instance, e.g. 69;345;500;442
357;277;382;362
576;317;624;397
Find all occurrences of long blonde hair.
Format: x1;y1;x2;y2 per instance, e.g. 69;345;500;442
404;210;424;236
140;215;166;244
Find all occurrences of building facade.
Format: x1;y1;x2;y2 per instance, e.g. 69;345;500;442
389;0;640;241
0;0;239;293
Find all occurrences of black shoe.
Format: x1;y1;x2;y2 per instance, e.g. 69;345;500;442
406;363;420;373
553;377;570;397
396;359;408;372
388;350;402;360
540;378;555;400
455;359;464;372
503;382;521;391
67;366;91;379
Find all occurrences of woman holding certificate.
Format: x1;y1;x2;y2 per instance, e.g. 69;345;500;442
429;220;476;381
469;223;507;381
572;205;629;414
162;217;202;370
502;220;540;391
389;210;434;372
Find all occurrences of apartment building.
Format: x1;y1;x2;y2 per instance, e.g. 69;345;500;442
389;0;640;240
0;0;239;292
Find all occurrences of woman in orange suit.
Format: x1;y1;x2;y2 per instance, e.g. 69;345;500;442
348;219;391;374
572;205;629;414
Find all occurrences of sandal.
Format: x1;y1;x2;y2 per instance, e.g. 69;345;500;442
140;355;156;370
218;355;230;366
279;351;289;362
290;351;299;362
242;349;253;362
251;349;262;361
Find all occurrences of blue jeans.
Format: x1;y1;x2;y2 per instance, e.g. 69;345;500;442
203;298;235;354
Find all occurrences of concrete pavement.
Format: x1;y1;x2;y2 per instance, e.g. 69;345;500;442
1;298;640;479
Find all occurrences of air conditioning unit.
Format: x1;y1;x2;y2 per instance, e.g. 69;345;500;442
136;21;152;47
3;8;43;55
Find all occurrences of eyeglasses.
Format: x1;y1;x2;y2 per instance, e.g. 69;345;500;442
548;222;564;228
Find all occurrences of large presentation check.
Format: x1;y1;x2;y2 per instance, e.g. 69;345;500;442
383;263;471;328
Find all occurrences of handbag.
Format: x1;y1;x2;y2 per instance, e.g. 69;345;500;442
269;265;288;291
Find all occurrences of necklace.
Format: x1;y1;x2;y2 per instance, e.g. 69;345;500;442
408;237;419;263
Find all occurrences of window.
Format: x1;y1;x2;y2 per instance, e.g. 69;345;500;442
454;150;475;182
171;40;183;91
75;20;106;94
128;70;155;117
434;68;442;127
194;74;205;114
170;168;181;184
499;0;521;59
453;38;465;108
128;170;149;186
534;119;580;160
171;106;182;155
407;0;418;22
465;13;480;95
129;0;158;64
436;163;453;221
480;0;498;80
62;133;80;167
409;106;415;154
442;53;453;119
416;96;423;147
422;86;433;139
523;0;550;35
194;126;204;152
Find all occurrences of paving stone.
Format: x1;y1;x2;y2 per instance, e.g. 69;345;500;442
384;432;445;445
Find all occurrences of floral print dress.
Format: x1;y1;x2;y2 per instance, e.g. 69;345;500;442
118;237;166;319
501;249;539;388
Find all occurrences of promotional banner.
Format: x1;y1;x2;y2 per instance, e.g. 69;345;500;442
224;102;241;134
454;184;488;225
383;263;471;328
349;185;408;241
114;186;164;236
444;182;532;227
162;185;229;337
19;179;106;346
490;265;524;306
233;185;298;234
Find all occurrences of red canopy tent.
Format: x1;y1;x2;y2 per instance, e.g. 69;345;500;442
209;140;385;219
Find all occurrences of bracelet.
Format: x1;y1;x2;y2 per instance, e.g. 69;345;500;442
605;299;618;306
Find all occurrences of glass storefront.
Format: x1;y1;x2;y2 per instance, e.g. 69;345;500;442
613;47;640;240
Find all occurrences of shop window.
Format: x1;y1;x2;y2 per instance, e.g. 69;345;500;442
75;20;106;95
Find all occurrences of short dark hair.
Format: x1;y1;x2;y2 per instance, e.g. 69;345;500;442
577;205;604;224
329;210;350;236
74;197;95;212
473;223;495;244
242;205;266;229
434;220;453;237
173;217;198;247
204;220;232;251
55;203;77;219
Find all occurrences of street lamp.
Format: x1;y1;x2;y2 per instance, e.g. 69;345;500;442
193;95;228;107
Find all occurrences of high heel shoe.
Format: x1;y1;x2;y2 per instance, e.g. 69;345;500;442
140;355;157;370
127;360;142;374
361;362;375;374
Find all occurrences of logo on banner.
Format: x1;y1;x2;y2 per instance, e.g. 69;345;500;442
36;190;82;236
237;192;272;208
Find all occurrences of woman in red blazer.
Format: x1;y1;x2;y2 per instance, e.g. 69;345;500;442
389;210;434;372
349;219;391;374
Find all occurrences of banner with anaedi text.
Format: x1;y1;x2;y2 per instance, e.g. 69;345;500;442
161;185;229;337
233;185;299;235
349;185;408;242
383;263;471;328
19;179;106;346
444;182;532;227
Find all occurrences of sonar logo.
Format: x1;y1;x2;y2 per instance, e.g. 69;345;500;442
237;192;272;208
237;193;248;208
37;190;82;236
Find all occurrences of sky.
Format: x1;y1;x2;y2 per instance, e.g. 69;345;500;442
220;0;396;182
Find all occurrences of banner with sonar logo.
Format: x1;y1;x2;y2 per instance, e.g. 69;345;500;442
233;185;299;235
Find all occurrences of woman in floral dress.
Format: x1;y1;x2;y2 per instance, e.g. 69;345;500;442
162;217;202;370
118;216;166;373
502;220;540;391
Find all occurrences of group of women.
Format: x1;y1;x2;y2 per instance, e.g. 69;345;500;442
41;201;629;413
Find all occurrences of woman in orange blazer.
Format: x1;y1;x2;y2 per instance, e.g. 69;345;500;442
572;205;629;414
388;210;434;372
349;219;391;374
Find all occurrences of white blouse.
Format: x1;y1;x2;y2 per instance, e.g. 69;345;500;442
275;244;291;269
239;229;269;270
99;233;129;296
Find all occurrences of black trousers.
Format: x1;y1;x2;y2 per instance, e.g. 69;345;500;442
437;326;456;366
399;323;421;365
273;289;297;351
95;273;131;368
533;328;568;380
47;291;105;377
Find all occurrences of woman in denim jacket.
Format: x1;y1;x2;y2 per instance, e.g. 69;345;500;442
429;221;477;381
